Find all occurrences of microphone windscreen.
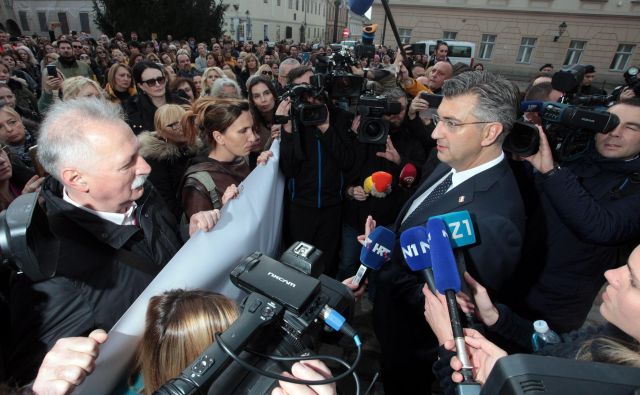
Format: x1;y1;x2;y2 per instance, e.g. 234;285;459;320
427;217;461;293
349;0;375;16
360;226;395;270
520;101;544;113
363;176;373;194
429;210;476;248
399;163;417;188
400;226;431;271
372;171;392;193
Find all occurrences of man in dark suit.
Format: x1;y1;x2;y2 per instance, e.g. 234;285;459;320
371;71;526;394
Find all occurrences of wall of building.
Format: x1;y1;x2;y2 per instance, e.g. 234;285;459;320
371;0;640;88
13;1;102;37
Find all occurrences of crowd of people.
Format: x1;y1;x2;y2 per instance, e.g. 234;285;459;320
0;28;638;395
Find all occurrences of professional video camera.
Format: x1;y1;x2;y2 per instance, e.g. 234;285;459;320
278;80;328;127
551;64;616;107
315;44;365;100
357;93;402;144
0;192;58;282
155;242;359;395
504;101;619;159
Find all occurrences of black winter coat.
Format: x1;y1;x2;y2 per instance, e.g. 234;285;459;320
125;92;188;135
506;150;640;332
7;177;185;384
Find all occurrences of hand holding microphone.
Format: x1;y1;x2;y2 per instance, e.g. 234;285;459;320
351;224;395;287
428;217;480;393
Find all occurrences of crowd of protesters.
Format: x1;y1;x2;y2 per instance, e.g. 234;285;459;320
0;27;638;395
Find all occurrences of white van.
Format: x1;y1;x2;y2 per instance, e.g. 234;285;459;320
340;40;357;49
414;40;476;66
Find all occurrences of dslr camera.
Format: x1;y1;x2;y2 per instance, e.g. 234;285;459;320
277;78;328;127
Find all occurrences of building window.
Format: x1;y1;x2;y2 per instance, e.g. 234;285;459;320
610;44;635;71
399;28;412;44
79;12;91;33
37;12;47;32
277;0;281;5
516;37;536;64
296;0;299;10
276;25;281;40
443;31;457;40
57;12;70;34
478;34;496;59
288;0;292;9
265;0;268;3
286;26;293;39
564;40;586;65
18;11;30;31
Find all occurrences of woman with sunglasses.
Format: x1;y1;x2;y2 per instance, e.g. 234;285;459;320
126;61;188;135
255;64;274;81
237;53;260;98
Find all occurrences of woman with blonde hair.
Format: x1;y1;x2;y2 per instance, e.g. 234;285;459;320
0;106;37;169
179;97;270;218
138;104;199;220
105;63;137;108
238;53;260;97
134;289;238;394
200;66;225;97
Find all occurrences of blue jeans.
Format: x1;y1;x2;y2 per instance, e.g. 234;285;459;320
338;223;361;281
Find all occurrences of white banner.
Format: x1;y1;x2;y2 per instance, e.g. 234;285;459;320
75;141;284;394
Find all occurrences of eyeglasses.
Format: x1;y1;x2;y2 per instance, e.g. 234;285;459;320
72;45;82;49
166;122;181;130
431;114;491;131
142;76;166;86
0;144;8;155
261;71;273;76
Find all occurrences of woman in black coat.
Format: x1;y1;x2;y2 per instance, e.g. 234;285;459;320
126;61;188;135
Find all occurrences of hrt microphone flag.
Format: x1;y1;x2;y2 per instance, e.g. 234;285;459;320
430;210;476;248
352;225;395;286
400;226;436;292
348;0;374;16
427;217;461;293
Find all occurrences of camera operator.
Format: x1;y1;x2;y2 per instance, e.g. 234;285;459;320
339;87;428;280
6;98;220;384
507;98;640;333
276;66;356;277
578;65;606;96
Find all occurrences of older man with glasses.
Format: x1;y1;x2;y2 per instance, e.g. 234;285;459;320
366;71;526;395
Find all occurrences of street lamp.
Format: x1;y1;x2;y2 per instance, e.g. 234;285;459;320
332;0;341;43
554;21;567;42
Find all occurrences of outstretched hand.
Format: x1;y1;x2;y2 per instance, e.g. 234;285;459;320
444;328;507;385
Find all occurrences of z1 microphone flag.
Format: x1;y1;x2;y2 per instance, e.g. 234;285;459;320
430;210;476;248
352;225;395;286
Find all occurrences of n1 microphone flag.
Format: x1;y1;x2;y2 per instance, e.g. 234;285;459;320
400;225;436;292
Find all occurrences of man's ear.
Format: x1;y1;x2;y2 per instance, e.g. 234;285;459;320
61;167;89;192
481;123;504;147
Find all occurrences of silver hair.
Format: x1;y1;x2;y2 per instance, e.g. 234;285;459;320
442;71;519;137
279;58;300;74
210;77;242;99
38;98;127;180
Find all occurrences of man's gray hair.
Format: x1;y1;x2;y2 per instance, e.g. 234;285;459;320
279;58;300;74
442;71;519;134
210;77;242;99
38;98;126;180
381;87;407;101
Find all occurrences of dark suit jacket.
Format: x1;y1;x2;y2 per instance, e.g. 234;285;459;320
372;157;525;395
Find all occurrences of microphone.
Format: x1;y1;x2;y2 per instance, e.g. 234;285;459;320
399;226;436;293
520;100;545;113
428;217;479;392
348;0;374;16
351;225;395;287
399;163;417;188
370;171;393;198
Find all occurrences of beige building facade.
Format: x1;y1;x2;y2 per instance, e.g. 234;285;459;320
370;0;640;88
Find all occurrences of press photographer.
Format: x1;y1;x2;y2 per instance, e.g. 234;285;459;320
505;98;640;333
277;66;356;277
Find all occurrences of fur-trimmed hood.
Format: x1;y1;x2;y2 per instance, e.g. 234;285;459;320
138;131;200;161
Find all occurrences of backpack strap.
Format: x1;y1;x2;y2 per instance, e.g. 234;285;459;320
187;171;221;210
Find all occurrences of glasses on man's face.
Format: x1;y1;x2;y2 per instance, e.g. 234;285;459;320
261;71;273;76
431;114;491;131
72;45;82;49
0;144;9;156
142;76;166;86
